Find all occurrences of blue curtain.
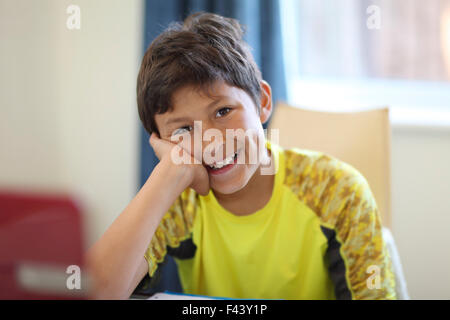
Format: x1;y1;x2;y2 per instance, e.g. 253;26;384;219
138;0;286;293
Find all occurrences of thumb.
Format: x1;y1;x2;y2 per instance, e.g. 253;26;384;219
149;133;173;160
148;132;159;149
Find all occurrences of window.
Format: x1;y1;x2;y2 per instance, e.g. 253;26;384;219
280;0;450;127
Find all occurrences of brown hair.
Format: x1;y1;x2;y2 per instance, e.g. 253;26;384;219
136;12;263;135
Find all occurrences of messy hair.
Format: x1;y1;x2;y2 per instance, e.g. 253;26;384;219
136;12;263;135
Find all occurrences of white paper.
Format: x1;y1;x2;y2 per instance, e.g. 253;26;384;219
147;292;215;300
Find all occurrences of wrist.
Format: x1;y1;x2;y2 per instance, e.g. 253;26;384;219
158;156;192;192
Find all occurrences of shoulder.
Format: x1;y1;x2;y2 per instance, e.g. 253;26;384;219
178;187;199;213
158;187;199;242
281;146;376;226
282;146;370;193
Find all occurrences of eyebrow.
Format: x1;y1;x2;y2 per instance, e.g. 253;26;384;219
164;97;226;127
165;116;192;127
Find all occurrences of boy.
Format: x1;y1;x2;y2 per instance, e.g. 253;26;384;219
86;12;396;300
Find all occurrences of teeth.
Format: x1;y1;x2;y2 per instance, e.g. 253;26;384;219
210;152;236;169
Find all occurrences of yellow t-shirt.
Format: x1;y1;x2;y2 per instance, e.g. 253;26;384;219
144;141;396;300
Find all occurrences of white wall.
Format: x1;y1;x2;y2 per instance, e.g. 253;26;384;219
391;126;450;299
0;0;143;248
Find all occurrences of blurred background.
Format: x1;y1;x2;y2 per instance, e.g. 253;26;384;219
1;0;450;299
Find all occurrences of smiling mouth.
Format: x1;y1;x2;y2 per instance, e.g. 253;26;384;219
205;151;239;172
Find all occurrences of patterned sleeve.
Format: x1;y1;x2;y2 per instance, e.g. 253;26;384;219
322;161;397;300
143;188;197;278
285;149;397;300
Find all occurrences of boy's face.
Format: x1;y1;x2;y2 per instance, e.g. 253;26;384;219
154;80;273;195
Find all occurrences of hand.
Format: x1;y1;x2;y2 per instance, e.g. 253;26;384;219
149;133;210;196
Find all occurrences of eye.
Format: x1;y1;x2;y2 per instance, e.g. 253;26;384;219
173;125;193;135
216;107;231;118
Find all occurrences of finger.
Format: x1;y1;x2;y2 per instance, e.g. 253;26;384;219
166;134;201;164
149;132;160;148
149;133;168;160
150;133;187;164
149;133;170;152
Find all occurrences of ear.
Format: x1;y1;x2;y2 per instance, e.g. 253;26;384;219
259;80;273;125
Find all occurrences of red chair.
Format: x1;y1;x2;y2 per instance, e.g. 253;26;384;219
0;191;88;299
